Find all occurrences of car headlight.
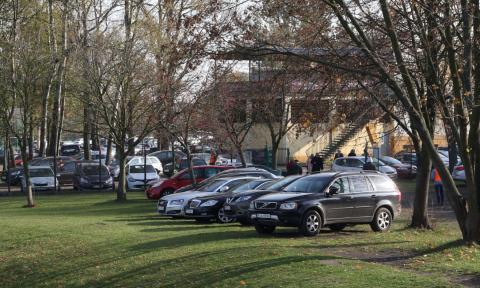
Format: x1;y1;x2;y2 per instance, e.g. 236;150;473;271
279;202;297;210
127;176;135;182
105;177;113;184
80;177;88;184
237;196;252;202
200;200;218;207
169;199;184;206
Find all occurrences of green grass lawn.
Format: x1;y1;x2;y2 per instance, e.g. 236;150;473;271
0;190;479;288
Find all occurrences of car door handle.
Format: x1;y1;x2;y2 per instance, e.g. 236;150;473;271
371;195;377;198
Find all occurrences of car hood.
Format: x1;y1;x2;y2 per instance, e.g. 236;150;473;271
256;192;312;202
129;172;158;179
30;176;55;184
161;191;215;201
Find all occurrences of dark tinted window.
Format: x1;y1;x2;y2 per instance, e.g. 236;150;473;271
198;179;228;191
178;169;204;180
261;177;300;190
129;165;155;173
82;165;109;175
335;159;347;166
283;177;331;193
61;145;80;155
204;168;218;178
348;176;372;192
222;179;253;192
369;176;396;191
346;159;363;168
330;177;350;194
30;168;53;177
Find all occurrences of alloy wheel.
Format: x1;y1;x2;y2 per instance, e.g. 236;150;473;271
217;208;233;223
306;214;319;232
377;211;390;230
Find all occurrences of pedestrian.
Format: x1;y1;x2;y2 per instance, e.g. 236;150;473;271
433;169;444;206
286;158;296;176
348;149;357;157
294;159;303;175
312;153;324;173
362;159;376;171
306;154;314;174
334;150;344;159
209;150;217;165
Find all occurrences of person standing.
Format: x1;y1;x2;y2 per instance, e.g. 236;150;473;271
312;153;323;173
306;154;314;174
334;150;344;159
362;159;376;171
433;169;444;206
294;159;303;175
348;149;357;157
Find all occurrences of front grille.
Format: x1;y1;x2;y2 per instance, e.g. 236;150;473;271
190;199;201;208
34;183;48;187
134;178;156;182
254;201;277;209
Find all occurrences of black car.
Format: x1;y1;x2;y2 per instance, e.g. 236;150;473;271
60;144;82;158
184;178;268;223
174;167;281;193
223;175;304;225
73;162;114;190
1;167;23;185
249;172;401;236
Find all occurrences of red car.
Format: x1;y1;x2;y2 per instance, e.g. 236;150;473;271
146;165;231;199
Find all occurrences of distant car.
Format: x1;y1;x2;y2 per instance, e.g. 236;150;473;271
332;157;397;178
127;156;163;174
452;165;466;182
157;177;258;218
1;167;23;185
163;157;207;177
145;165;230;199
223;175;304;225
29;156;75;169
148;150;186;167
127;164;159;190
21;166;59;192
60;144;82;158
379;156;416;179
394;152;418;166
174;167;282;194
57;161;77;186
73;162;114;190
184;178;270;223
250;172;401;236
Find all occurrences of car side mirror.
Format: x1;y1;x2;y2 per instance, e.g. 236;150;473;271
328;186;339;195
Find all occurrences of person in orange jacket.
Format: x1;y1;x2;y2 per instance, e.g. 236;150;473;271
433;169;444;206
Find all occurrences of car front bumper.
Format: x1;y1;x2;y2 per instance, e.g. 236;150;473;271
157;201;185;216
128;179;158;190
183;206;220;219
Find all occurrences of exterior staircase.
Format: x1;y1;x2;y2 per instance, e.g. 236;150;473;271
315;107;378;159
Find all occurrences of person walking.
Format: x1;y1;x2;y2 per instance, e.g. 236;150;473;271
306;154;314;174
433;169;444;206
294;159;303;175
334;150;344;159
348;149;357;157
312;153;324;173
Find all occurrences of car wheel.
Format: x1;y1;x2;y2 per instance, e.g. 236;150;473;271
254;224;275;234
195;218;210;224
300;210;322;236
329;224;347;232
161;188;174;197
370;207;392;232
217;208;234;224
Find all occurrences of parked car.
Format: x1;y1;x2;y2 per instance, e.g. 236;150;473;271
250;171;402;236
157;177;257;218
145;165;230;199
148;150;186;167
379;156;417;179
73;162;114;190
452;165;466;182
127;164;159;190
1;167;23;185
332;157;397;178
395;151;453;167
184;178;271;223
29;156;74;169
60;144;82;158
174;167;282;194
127;156;163;174
223;175;304;225
163;157;207;177
21;166;59;192
57;161;77;186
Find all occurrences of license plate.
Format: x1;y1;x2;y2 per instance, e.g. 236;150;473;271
185;209;193;214
224;205;231;211
158;206;164;211
257;213;271;219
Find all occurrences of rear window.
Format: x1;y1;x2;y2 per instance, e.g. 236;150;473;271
369;176;396;191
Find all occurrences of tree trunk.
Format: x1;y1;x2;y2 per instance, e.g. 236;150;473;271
185;148;196;185
83;103;91;159
410;145;433;229
28;121;33;160
117;150;127;200
235;144;247;167
106;136;113;165
21;151;34;208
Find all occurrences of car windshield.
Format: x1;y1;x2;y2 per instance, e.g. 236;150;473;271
230;180;266;192
30;168;53;177
129;165;155;173
197;179;228;192
82;165;109;175
261;177;299;190
381;156;402;165
283;177;331;193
